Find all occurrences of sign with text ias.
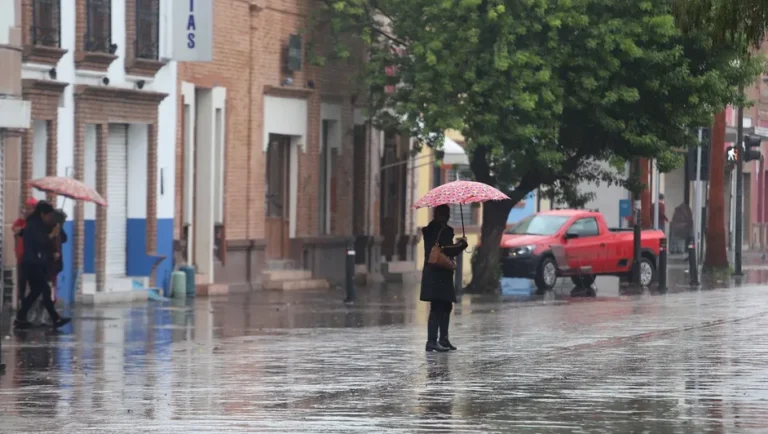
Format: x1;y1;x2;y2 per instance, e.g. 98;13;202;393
171;0;213;62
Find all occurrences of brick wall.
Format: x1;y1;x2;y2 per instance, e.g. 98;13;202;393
176;0;365;246
72;86;167;289
20;80;66;201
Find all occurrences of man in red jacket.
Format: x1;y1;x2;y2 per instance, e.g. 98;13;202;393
12;198;38;310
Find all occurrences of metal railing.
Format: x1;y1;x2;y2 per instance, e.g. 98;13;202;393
31;0;61;47
135;0;160;60
84;0;112;53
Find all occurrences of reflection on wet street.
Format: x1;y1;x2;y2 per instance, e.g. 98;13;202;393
2;269;768;432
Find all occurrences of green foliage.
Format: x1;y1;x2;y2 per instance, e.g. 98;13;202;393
311;0;760;200
309;0;764;290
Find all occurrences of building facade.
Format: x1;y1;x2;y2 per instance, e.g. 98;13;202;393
174;0;419;290
1;0;33;293
15;0;176;304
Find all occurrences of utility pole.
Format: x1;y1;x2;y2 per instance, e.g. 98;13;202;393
631;159;642;285
735;103;744;275
694;128;703;261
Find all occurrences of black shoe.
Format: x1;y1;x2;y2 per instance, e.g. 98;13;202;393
52;317;71;329
426;341;449;352
13;318;31;329
439;339;457;351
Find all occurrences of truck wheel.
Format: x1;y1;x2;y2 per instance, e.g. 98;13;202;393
535;257;558;292
571;275;596;287
640;257;656;287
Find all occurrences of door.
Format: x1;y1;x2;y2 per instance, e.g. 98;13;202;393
563;217;604;273
106;124;128;277
265;134;290;259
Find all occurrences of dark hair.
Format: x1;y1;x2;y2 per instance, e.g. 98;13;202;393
53;209;67;224
434;204;451;218
33;200;55;216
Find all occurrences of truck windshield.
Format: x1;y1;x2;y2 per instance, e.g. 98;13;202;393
507;215;570;235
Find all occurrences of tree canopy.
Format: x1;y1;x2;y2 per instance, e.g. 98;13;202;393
312;0;762;291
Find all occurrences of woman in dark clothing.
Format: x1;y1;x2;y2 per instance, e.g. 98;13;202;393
421;205;468;352
14;201;70;329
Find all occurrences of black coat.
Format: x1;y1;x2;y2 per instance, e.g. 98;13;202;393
420;221;465;303
22;214;54;266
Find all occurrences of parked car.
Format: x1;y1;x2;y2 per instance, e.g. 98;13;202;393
499;209;665;291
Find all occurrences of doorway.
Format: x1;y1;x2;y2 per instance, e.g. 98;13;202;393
265;134;291;259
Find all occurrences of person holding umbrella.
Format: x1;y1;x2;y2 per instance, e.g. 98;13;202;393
413;178;511;352
421;205;468;352
14;201;70;329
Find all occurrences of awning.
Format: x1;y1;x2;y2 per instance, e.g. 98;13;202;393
442;137;469;166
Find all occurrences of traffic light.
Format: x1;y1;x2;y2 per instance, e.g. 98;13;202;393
726;145;739;163
743;135;762;162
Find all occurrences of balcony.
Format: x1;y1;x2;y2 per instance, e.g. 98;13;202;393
76;0;117;71
23;0;67;65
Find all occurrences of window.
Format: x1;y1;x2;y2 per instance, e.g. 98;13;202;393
445;165;477;227
567;218;599;237
85;0;112;53
135;0;160;60
507;215;569;236
31;0;61;47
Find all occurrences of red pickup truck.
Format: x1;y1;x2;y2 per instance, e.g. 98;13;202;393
500;209;665;291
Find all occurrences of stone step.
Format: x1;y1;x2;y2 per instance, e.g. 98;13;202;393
381;261;417;274
196;283;230;296
263;278;330;291
262;269;312;282
266;259;297;270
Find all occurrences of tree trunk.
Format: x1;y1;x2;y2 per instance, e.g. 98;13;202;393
640;158;652;229
705;110;729;269
465;197;516;294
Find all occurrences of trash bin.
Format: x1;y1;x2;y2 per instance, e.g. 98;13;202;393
171;271;186;299
180;265;196;297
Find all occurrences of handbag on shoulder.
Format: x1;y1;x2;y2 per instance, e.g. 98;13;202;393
427;227;456;270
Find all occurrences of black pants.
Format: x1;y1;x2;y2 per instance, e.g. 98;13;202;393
427;301;453;343
16;263;59;323
16;264;28;310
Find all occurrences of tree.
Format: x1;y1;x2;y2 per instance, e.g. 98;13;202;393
672;0;768;269
313;0;758;292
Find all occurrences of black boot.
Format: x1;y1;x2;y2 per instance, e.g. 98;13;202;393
426;310;448;351
438;312;457;350
426;341;450;352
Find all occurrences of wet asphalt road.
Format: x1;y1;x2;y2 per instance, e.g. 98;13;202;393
2;268;768;432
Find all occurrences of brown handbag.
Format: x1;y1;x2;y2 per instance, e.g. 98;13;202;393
428;227;456;270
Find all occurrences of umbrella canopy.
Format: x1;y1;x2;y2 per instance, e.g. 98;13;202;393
29;176;108;206
412;180;510;209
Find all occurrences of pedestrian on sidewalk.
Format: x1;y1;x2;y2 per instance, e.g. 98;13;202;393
31;208;68;325
420;205;468;352
14;201;70;329
654;194;669;233
670;202;693;254
12;197;38;310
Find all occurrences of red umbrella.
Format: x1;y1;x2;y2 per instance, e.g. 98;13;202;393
29;176;108;206
412;180;510;235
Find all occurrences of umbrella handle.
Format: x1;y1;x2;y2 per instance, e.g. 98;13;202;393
459;203;466;238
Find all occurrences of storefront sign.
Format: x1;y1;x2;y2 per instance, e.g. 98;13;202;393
171;0;213;62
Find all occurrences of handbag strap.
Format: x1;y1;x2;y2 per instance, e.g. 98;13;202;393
434;226;446;247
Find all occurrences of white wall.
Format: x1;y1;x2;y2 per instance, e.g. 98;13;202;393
84;125;97;220
20;0;177;223
664;166;686;212
127;124;148;219
32;120;47;200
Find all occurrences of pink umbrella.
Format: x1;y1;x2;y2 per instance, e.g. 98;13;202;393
412;180;510;235
28;176;108;206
